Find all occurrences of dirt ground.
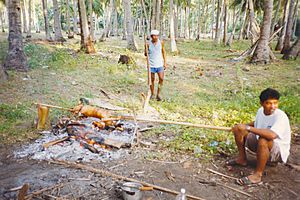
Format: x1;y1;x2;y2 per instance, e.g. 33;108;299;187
1;126;300;200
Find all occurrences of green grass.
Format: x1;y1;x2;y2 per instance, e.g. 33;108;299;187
0;35;299;157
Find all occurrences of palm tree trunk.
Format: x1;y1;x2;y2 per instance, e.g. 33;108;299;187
42;0;52;40
292;0;299;37
227;6;241;46
159;0;163;34
275;0;289;51
184;0;190;39
151;0;156;30
251;0;273;64
4;0;28;71
248;0;257;44
282;0;296;54
214;0;223;44
32;0;40;33
123;0;138;51
223;0;228;45
238;0;248;40
66;0;73;38
88;0;95;41
174;3;178;38
196;2;201;41
113;5;118;36
53;0;65;41
211;0;215;39
169;0;178;53
78;0;95;53
99;0;113;41
72;0;79;34
0;64;8;82
122;7;127;40
26;0;31;37
283;38;300;59
141;0;150;35
271;0;282;35
180;6;184;38
0;11;5;32
21;0;28;33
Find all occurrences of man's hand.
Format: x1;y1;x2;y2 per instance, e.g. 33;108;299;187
232;124;249;137
164;63;167;70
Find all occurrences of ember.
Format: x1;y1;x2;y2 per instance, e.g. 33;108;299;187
15;117;137;162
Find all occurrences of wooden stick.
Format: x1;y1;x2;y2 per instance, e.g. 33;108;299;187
121;116;231;131
42;136;70;149
49;159;205;200
33;103;72;111
17;184;29;200
216;182;253;198
135;118;231;131
206;168;238;180
25;183;64;200
143;35;152;113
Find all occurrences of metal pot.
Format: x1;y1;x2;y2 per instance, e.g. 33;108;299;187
121;182;143;200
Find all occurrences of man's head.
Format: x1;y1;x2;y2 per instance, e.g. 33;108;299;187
150;30;159;42
259;88;280;115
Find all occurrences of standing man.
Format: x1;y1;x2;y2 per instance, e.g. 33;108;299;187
227;88;291;185
145;30;167;101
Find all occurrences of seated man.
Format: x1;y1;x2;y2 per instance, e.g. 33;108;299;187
228;88;291;185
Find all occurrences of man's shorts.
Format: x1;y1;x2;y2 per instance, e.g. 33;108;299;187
150;67;164;73
245;133;282;162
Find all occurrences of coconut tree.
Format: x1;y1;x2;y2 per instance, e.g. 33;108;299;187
184;0;191;39
88;0;95;41
275;0;289;51
99;0;113;41
227;4;242;46
78;0;95;53
72;0;79;34
123;0;138;51
151;0;161;30
66;0;73;38
4;0;29;71
170;0;178;53
140;0;150;35
32;0;40;33
211;0;215;39
42;0;52;40
214;0;223;44
21;0;28;33
0;64;7;81
250;0;273;64
281;0;296;54
0;1;6;32
271;0;282;35
26;0;31;38
283;19;300;59
52;0;65;41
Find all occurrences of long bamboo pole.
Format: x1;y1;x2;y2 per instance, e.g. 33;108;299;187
33;103;72;111
135;118;232;131
143;35;152;112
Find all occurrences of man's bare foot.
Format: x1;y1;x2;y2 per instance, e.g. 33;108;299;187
225;158;247;167
156;96;162;101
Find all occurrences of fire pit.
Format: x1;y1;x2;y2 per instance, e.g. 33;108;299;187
15;117;137;162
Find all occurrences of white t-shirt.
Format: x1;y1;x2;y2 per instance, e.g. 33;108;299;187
254;107;291;163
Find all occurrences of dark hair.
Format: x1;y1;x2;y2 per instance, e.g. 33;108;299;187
259;88;280;102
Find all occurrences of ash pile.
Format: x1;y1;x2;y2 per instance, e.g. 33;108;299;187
15;116;137;162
